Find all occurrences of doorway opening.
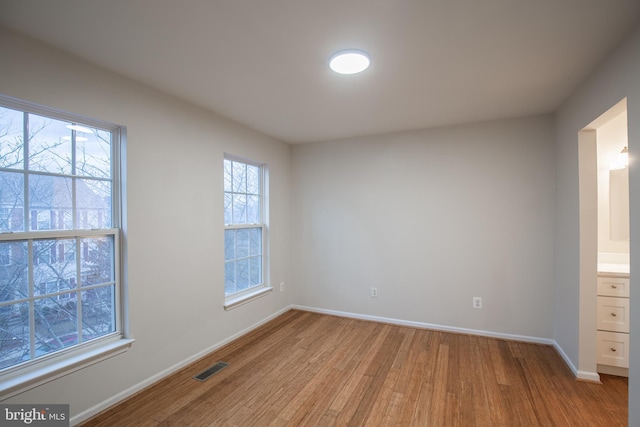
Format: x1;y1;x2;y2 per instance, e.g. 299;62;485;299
578;98;630;381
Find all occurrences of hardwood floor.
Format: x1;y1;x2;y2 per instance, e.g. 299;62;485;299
80;310;628;426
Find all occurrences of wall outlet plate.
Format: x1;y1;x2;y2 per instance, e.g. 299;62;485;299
473;297;482;309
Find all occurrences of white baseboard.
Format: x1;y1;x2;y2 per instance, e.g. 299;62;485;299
71;305;292;426
293;305;556;345
550;340;596;381
576;370;602;382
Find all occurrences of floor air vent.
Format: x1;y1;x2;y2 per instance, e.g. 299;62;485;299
194;361;229;381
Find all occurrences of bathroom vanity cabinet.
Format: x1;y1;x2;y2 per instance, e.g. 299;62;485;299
596;273;630;376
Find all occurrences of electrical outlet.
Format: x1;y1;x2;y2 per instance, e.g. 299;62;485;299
371;287;378;298
473;297;482;309
280;282;285;292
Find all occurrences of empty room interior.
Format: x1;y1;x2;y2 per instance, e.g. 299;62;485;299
0;1;640;425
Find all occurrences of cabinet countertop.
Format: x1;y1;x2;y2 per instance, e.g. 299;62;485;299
597;263;630;275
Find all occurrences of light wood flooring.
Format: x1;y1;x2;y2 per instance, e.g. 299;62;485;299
80;309;628;426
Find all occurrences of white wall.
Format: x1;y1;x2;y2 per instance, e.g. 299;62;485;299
555;22;640;426
291;116;556;338
0;29;292;422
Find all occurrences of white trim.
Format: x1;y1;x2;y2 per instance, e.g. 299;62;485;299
0;228;119;242
0;338;134;399
551;340;597;381
293;305;555;345
224;286;273;310
223;152;264;168
70;306;290;425
224;223;264;230
0;94;121;133
576;370;602;382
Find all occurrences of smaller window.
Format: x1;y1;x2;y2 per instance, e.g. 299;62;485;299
223;156;267;300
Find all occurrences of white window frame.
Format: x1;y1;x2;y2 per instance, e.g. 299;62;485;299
223;154;271;310
0;94;132;398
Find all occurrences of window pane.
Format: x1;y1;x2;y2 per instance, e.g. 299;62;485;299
34;296;78;357
249;227;262;256
33;239;77;296
0;302;29;368
0;242;9;267
29;175;73;231
0;107;24;169
80;236;114;287
36;210;50;231
33;240;49;266
224;229;235;261
56;239;76;267
232;194;247;224
247;195;260;224
224;193;232;225
0;241;28;301
224;159;232;192
250;256;262;286
247;165;260;194
236;229;249;258
81;285;115;338
76;129;111;179
77;179;111;229
224;262;236;295
232;161;246;193
0;171;25;232
28;114;73;175
236;259;249;291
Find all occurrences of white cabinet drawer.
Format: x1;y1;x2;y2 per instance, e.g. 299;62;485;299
597;276;630;297
597;331;629;368
597;296;630;333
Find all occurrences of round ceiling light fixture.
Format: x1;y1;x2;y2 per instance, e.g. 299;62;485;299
329;49;371;75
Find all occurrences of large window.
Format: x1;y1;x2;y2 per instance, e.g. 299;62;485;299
0;96;123;375
224;156;267;301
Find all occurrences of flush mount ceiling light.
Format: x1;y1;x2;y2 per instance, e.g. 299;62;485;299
329;49;371;75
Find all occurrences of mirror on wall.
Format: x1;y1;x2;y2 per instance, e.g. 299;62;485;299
610;167;630;241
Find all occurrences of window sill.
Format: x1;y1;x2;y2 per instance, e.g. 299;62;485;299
0;338;135;399
224;286;273;311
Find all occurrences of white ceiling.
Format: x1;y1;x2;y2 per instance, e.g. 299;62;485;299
0;1;639;144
